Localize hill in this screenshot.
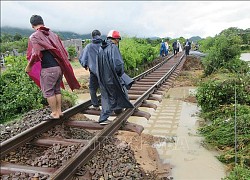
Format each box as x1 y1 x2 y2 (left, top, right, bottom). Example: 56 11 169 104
1 26 107 40
1 26 203 42
189 36 202 42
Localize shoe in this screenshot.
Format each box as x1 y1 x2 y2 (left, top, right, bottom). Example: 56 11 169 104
99 119 110 125
89 105 100 111
42 115 60 121
114 109 123 115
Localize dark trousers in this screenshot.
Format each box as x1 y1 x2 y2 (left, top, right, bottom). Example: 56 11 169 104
89 72 99 107
185 48 190 55
174 48 178 55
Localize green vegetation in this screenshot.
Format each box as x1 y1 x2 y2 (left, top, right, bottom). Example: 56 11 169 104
67 45 77 61
223 165 250 180
0 56 44 123
70 59 82 68
196 73 250 112
196 27 250 179
0 35 28 55
120 37 158 76
198 31 249 76
0 56 77 124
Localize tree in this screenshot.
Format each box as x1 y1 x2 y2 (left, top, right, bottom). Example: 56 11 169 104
202 33 247 76
13 33 22 41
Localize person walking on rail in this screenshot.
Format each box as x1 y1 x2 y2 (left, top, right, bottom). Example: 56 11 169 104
160 39 167 57
79 30 103 111
25 15 80 120
96 30 134 125
177 40 182 53
184 39 191 55
172 40 178 56
165 39 169 56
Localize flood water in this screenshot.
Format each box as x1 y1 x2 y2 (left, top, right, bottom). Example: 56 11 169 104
240 53 250 62
127 87 227 179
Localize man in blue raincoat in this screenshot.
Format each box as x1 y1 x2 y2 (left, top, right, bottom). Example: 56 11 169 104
160 39 167 57
79 30 103 110
96 30 134 125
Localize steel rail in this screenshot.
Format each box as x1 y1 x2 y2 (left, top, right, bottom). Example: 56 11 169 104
0 100 92 158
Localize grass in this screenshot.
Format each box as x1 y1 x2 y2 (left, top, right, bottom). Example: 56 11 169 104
70 58 82 68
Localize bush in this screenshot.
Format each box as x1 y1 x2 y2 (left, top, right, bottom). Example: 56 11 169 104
223 165 250 180
199 104 250 170
241 45 250 52
120 37 158 72
67 46 77 61
0 56 44 123
196 73 250 112
199 104 250 146
0 55 78 123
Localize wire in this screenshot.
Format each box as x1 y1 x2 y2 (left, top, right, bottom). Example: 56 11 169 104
234 81 237 166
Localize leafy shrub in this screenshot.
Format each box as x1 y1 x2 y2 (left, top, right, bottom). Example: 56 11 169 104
223 165 250 180
61 89 78 110
0 56 44 123
0 55 78 123
0 38 28 54
199 104 250 169
196 73 250 112
241 45 250 52
201 34 243 76
67 46 77 61
120 37 158 71
199 105 250 147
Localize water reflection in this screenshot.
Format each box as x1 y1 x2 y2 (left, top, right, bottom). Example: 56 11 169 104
240 53 250 62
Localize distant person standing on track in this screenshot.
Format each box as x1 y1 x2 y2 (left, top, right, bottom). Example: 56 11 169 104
185 39 191 55
79 30 103 110
160 39 167 57
96 30 134 125
165 40 169 56
25 15 80 120
177 40 182 53
172 40 178 56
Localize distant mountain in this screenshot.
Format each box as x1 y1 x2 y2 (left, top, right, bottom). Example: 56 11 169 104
144 36 160 40
147 36 172 40
189 36 202 42
1 26 107 40
1 26 203 42
1 27 34 37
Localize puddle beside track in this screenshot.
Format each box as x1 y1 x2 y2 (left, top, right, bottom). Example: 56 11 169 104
128 87 227 180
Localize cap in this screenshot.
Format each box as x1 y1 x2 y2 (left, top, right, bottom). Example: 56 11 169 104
107 30 121 40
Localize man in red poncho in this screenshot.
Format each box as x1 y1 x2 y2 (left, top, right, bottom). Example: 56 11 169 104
25 15 80 120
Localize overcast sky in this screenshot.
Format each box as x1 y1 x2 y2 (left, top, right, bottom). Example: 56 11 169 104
1 1 250 39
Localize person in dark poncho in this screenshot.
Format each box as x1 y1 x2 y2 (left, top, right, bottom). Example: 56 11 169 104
96 30 134 125
79 30 103 110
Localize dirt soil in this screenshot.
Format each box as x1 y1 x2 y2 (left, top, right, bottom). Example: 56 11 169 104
116 131 172 179
62 64 90 93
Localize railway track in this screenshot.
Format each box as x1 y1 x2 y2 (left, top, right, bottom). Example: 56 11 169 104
1 52 186 179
